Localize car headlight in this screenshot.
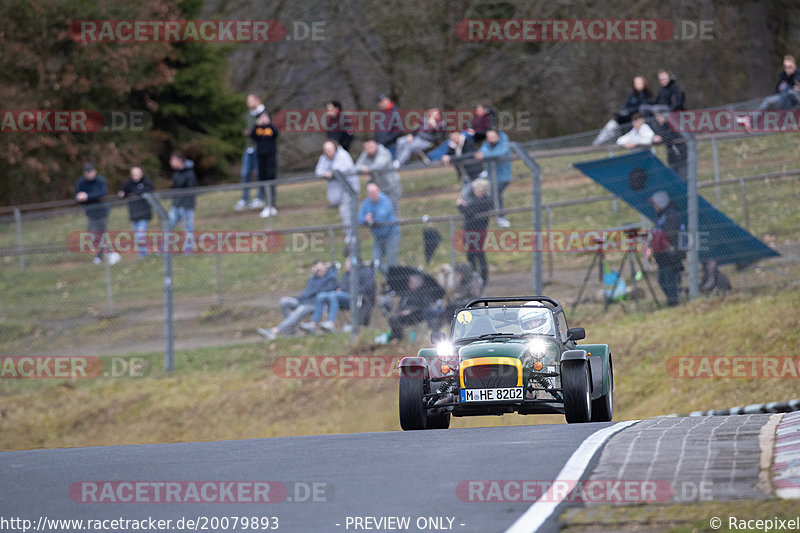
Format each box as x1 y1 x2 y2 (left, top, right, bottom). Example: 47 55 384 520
436 341 454 357
528 338 548 356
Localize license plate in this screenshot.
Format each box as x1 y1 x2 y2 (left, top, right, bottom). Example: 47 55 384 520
460 387 524 402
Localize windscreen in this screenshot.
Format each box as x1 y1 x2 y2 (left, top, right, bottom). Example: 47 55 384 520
451 306 555 341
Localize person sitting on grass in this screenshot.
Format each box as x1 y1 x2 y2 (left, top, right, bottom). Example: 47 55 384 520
257 260 338 339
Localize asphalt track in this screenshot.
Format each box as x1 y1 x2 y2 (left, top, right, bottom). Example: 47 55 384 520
0 423 618 533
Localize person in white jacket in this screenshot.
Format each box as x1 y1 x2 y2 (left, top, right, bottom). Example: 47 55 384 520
315 140 360 243
616 113 654 149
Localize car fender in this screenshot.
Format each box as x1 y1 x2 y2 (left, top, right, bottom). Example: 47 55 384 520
399 356 427 379
577 344 612 398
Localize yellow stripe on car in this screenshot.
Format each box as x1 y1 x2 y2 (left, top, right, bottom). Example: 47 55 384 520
459 357 523 388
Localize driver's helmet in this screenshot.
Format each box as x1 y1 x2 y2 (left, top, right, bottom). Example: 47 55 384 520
518 304 550 334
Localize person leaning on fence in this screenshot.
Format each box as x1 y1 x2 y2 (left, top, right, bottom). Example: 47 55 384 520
315 140 360 244
652 111 688 181
358 183 401 275
649 190 685 307
257 260 338 340
442 130 484 200
75 162 116 265
324 100 354 151
593 75 653 145
457 178 493 287
249 109 279 218
356 139 401 214
616 113 654 150
236 93 266 212
475 128 512 227
168 151 197 253
118 166 154 259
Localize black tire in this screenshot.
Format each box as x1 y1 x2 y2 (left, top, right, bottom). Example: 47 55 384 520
426 411 451 429
562 361 592 423
590 364 613 422
399 368 427 430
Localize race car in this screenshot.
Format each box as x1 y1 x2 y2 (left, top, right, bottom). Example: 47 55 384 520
398 296 613 430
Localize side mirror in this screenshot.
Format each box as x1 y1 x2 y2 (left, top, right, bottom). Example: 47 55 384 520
430 331 446 344
567 327 585 341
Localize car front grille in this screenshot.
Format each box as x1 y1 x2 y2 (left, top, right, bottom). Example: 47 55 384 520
462 364 519 389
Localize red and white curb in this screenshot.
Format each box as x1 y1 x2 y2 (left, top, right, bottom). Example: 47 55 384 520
772 411 800 498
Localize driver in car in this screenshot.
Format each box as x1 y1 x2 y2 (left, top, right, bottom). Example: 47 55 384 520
518 308 552 335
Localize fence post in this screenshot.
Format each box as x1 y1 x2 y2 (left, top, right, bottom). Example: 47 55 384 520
328 227 336 264
608 150 618 214
510 143 543 295
712 137 722 205
685 133 699 301
545 205 553 280
333 170 360 344
449 217 457 273
104 259 114 314
265 186 274 231
14 208 25 270
144 192 174 372
739 178 750 231
215 252 224 305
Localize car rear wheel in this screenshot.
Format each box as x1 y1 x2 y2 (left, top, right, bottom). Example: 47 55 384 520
562 361 592 423
399 367 427 430
426 412 451 429
590 364 613 422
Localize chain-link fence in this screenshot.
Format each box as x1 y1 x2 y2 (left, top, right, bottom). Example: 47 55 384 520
1 124 797 370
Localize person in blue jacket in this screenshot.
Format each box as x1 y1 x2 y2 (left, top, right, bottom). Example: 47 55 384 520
358 183 401 275
476 128 512 227
257 260 338 339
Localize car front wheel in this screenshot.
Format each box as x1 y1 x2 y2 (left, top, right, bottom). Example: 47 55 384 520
562 361 592 423
399 367 427 430
590 364 613 422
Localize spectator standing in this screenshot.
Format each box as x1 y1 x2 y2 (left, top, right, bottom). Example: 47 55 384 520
374 93 405 158
616 113 654 149
649 191 685 307
249 110 279 218
356 140 401 214
76 162 115 264
118 166 154 259
593 75 653 145
236 93 266 211
639 69 685 116
442 131 484 200
168 151 197 253
315 140 360 244
476 128 512 227
457 178 493 286
257 260 338 339
652 111 688 180
324 100 354 151
393 107 445 167
358 183 401 275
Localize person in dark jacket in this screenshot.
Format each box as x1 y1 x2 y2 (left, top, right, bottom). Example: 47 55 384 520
257 260 339 339
652 111 688 181
393 107 445 167
118 166 154 258
250 110 279 218
168 152 197 253
593 75 653 145
458 178 493 286
76 162 113 264
649 190 685 307
324 100 354 151
301 256 375 333
640 69 685 116
387 273 439 341
443 131 484 200
374 94 405 158
468 102 495 146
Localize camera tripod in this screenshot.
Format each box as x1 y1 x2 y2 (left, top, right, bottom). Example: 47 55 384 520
573 229 661 312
